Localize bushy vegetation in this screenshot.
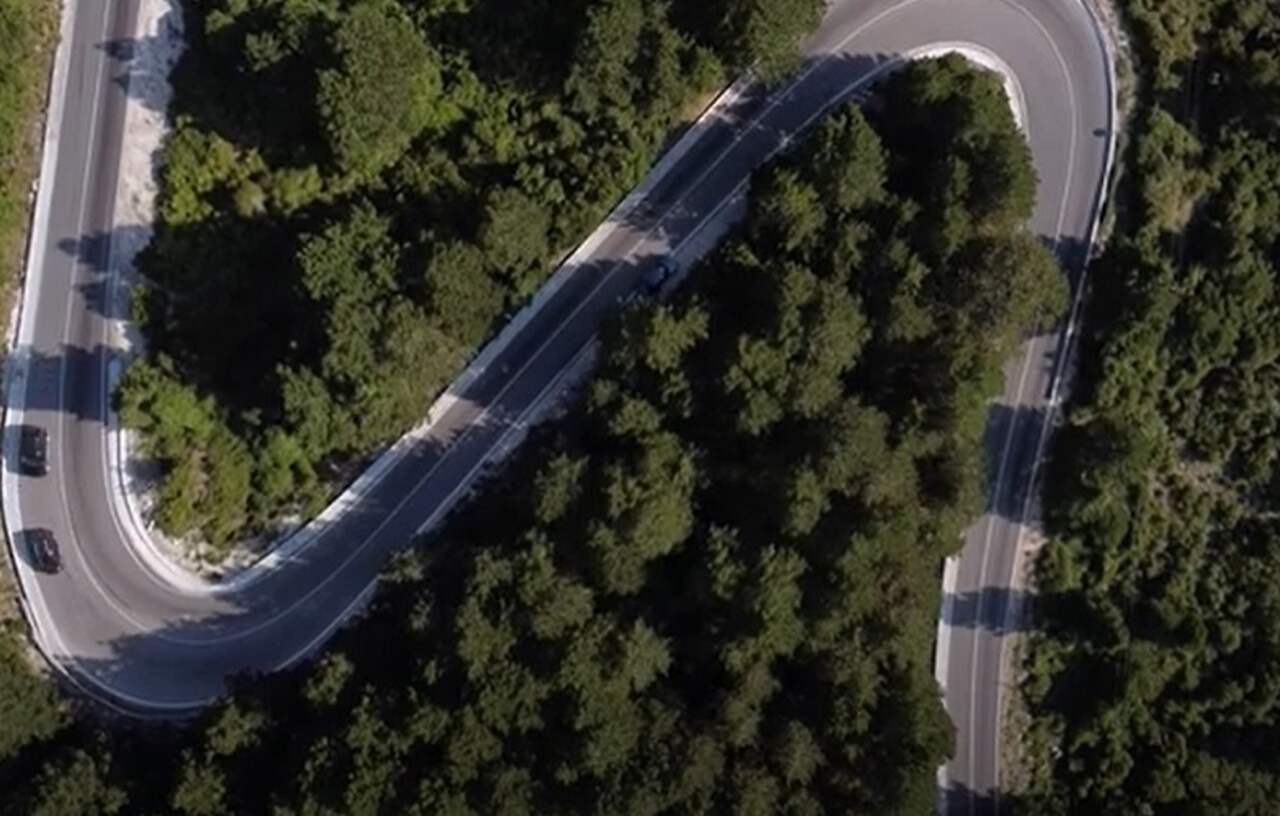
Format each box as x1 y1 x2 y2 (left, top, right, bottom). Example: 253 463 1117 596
1018 1 1280 812
0 57 1062 814
121 0 829 556
0 0 56 279
0 628 133 816
0 630 65 763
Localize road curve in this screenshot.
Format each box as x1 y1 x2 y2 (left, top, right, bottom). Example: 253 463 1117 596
2 0 1112 809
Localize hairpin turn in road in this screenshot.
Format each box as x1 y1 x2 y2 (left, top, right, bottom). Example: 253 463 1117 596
2 0 1112 809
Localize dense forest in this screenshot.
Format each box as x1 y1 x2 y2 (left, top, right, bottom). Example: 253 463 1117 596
0 56 1064 814
119 0 826 555
1018 0 1280 813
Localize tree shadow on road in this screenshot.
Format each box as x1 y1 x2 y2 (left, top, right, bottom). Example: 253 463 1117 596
941 586 1032 636
617 50 897 251
940 780 1007 816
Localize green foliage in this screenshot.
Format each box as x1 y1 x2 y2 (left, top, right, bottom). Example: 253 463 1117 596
808 104 887 213
116 358 253 555
13 747 127 816
1019 1 1280 812
1123 0 1214 89
424 241 504 349
707 0 826 79
0 631 65 761
125 0 774 550
317 0 441 179
171 754 228 816
62 58 1056 816
479 187 551 297
0 0 57 284
297 203 401 389
877 54 1036 255
304 651 356 707
1134 107 1210 235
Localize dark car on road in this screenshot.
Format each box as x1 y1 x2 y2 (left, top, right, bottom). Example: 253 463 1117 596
27 528 61 574
642 255 679 295
18 425 49 476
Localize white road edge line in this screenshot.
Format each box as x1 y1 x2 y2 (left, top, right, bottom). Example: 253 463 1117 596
983 2 1120 814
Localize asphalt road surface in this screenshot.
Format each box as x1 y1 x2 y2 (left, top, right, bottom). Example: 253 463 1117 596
4 0 1111 811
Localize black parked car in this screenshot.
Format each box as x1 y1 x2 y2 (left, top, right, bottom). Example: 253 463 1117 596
27 528 61 574
18 425 48 476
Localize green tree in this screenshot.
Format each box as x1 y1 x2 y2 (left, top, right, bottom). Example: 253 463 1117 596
479 187 551 297
424 241 505 349
14 747 127 816
809 105 887 213
0 632 65 760
721 0 825 79
171 754 227 816
1135 106 1210 236
317 0 441 178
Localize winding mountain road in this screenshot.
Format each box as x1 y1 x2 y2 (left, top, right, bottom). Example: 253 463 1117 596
2 0 1112 811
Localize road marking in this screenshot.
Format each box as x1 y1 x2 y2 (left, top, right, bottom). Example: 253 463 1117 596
48 1 190 642
971 2 1086 812
978 2 1118 811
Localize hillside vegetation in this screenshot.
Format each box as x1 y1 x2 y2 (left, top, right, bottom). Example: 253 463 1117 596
0 0 56 280
119 0 825 555
0 57 1064 815
1019 0 1280 812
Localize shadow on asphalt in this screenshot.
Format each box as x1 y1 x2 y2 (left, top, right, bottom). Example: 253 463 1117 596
941 586 1031 635
941 781 1003 816
981 402 1052 522
978 234 1094 526
616 50 896 248
98 7 181 117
